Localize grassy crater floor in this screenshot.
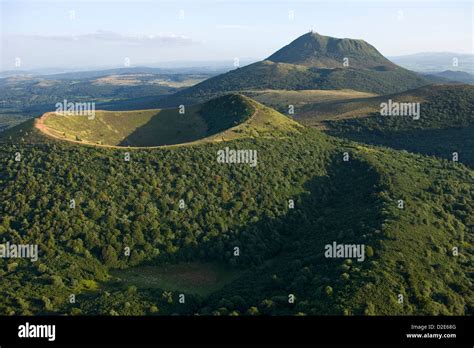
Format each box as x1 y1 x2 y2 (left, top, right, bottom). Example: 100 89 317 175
107 262 242 296
40 106 208 147
34 94 302 148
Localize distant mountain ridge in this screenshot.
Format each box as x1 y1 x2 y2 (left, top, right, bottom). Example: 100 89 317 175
158 32 430 106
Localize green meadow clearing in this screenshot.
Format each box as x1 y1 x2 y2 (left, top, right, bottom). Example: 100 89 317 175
108 262 243 296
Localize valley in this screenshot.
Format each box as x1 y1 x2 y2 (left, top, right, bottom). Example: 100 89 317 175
0 68 217 131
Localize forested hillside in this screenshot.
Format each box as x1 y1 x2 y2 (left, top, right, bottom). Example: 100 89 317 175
0 123 472 315
325 85 474 167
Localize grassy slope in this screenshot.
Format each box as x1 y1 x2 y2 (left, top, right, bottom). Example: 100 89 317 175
323 85 474 167
199 99 303 143
3 94 302 148
243 89 376 115
301 84 470 124
44 109 161 145
118 107 207 147
0 118 53 144
158 61 429 107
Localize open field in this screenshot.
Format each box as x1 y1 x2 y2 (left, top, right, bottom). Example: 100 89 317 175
108 262 242 296
244 89 376 110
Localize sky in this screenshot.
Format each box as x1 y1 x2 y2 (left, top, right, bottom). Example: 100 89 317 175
0 0 472 71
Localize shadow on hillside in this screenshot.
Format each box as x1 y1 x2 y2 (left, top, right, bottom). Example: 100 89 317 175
142 156 387 315
118 108 208 147
327 126 474 168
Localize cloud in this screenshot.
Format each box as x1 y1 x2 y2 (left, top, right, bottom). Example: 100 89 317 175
215 24 250 30
1 30 203 70
10 30 198 46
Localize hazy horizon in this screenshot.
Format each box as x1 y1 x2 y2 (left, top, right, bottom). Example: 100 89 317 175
1 0 472 72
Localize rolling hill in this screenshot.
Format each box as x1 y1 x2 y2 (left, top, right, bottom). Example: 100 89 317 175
158 32 430 107
1 94 302 147
291 84 471 124
321 84 474 167
241 89 377 118
424 70 474 84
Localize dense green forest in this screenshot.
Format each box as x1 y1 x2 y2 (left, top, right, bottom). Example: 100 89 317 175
0 122 472 315
325 85 474 167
